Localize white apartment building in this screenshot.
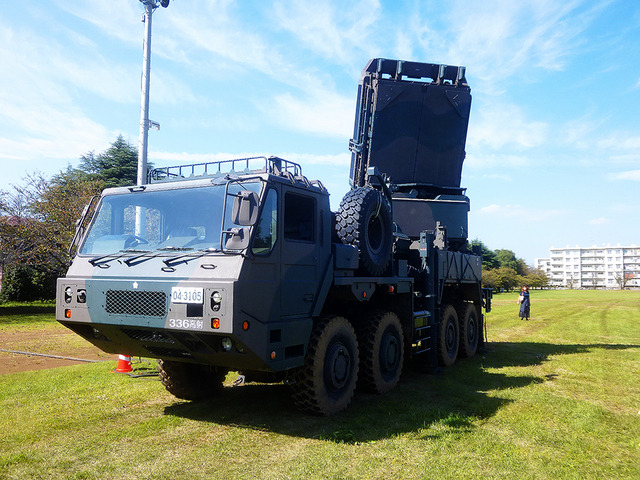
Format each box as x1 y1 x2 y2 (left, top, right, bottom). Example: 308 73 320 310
535 245 640 289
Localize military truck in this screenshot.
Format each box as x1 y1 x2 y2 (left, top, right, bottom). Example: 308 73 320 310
57 58 491 415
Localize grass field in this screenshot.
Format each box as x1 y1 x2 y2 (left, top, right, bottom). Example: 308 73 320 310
1 290 639 479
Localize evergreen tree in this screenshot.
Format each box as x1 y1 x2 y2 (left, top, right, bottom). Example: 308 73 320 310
78 135 146 188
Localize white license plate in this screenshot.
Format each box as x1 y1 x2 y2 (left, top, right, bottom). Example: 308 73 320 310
171 287 204 304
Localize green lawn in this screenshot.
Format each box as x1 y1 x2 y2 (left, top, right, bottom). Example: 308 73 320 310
1 290 639 479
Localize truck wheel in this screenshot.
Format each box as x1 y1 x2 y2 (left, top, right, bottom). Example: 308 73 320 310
158 360 227 400
336 187 392 276
291 316 359 415
458 303 480 358
438 305 459 367
358 311 404 394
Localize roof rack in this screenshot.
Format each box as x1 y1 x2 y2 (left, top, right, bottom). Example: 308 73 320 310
148 156 302 183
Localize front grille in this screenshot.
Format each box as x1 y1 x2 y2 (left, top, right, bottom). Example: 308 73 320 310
105 290 167 317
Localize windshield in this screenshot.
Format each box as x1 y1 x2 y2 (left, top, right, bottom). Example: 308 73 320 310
79 181 261 255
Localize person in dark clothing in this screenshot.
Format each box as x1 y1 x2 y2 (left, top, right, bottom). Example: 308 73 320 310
518 285 531 320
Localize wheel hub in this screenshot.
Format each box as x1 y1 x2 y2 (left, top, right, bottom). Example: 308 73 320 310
468 317 477 342
367 214 383 254
324 342 351 391
379 333 399 374
445 322 456 352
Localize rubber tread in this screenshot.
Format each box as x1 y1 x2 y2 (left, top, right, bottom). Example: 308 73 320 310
457 303 479 358
336 187 393 276
158 359 226 400
437 305 459 367
291 316 359 416
356 311 404 394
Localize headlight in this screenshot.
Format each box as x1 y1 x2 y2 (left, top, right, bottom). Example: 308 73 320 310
211 291 222 311
77 289 87 303
64 287 73 303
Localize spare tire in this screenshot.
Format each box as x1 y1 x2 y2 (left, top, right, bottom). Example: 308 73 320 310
336 187 393 276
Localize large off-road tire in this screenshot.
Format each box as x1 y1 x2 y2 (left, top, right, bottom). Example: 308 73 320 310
158 360 227 400
291 316 359 416
357 311 404 394
458 303 480 358
336 187 393 276
438 305 459 367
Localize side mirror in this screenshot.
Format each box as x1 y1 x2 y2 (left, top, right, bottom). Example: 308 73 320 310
224 227 250 250
232 191 259 226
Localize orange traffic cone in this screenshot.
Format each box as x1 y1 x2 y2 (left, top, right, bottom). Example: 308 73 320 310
115 354 132 373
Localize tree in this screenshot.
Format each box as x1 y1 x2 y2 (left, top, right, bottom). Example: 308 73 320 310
614 271 634 290
494 248 529 276
0 171 101 301
78 135 143 188
482 266 522 292
481 268 499 290
0 135 144 300
524 268 549 289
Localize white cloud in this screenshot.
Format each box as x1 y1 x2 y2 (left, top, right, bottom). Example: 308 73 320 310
607 170 640 181
468 102 548 151
559 117 640 166
597 134 640 152
166 4 291 80
393 31 414 62
588 217 609 225
151 70 198 106
561 115 606 150
271 0 381 68
0 22 114 166
54 0 141 46
272 90 354 138
437 0 606 90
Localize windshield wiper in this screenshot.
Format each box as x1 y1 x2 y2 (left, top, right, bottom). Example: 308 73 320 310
88 253 120 266
124 251 160 267
162 247 221 267
89 249 152 267
89 251 133 266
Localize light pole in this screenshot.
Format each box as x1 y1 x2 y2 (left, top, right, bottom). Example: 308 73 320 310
137 0 170 186
136 0 169 237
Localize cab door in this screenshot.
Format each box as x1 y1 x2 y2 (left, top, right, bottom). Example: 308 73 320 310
280 189 322 317
239 187 281 322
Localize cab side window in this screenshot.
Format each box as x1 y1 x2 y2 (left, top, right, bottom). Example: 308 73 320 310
251 189 278 255
284 192 315 242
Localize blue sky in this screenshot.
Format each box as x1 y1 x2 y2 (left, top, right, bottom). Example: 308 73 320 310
1 0 639 264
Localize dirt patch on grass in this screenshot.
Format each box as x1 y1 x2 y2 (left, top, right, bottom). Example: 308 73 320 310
0 326 112 375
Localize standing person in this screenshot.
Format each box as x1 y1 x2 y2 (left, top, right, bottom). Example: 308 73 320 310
518 285 531 320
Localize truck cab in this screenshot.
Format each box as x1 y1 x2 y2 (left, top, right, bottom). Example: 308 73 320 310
57 157 331 375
